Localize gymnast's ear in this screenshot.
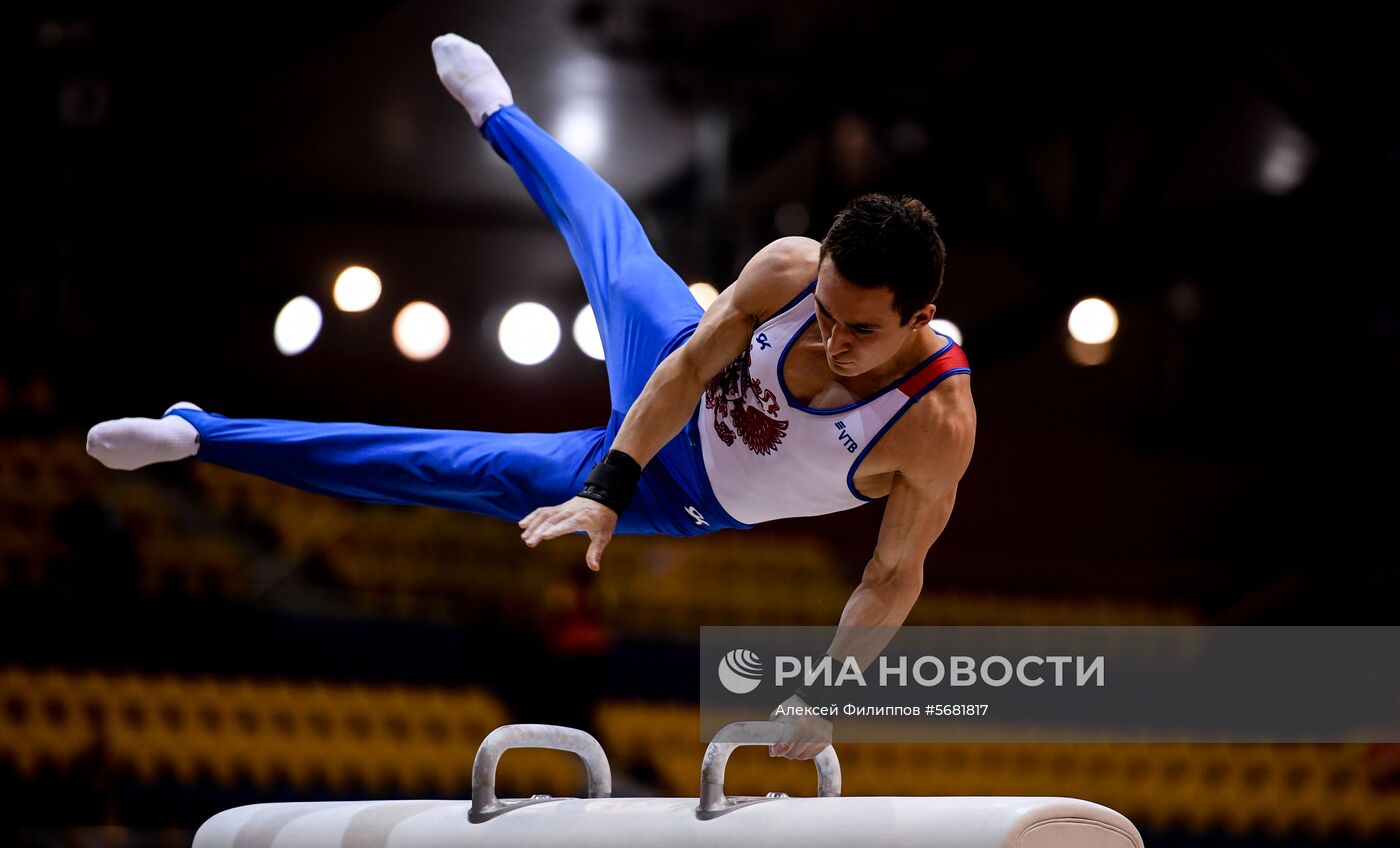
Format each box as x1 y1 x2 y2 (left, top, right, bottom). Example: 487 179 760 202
907 302 935 330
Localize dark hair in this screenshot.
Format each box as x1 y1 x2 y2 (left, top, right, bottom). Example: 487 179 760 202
818 193 946 324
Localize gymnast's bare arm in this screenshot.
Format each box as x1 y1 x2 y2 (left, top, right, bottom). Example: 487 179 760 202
835 382 975 639
517 237 819 569
770 381 975 760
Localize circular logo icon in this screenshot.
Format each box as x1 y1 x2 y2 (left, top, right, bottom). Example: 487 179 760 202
717 649 764 694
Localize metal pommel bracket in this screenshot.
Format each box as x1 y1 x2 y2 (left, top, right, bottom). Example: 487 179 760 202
696 721 841 820
469 724 612 823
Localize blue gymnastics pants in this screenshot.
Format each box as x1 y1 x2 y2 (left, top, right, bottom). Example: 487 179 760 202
165 105 747 537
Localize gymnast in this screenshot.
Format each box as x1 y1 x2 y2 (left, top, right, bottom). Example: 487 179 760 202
87 35 977 759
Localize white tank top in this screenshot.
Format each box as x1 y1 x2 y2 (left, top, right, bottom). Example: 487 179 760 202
696 280 972 525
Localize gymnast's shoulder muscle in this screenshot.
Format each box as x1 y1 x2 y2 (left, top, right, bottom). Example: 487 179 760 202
675 237 817 382
726 236 821 325
889 371 976 491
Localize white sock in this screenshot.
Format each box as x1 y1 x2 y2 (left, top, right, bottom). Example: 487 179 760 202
87 402 203 471
431 33 514 128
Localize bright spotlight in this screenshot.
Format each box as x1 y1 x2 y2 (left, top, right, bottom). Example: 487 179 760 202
1068 297 1119 345
556 105 607 165
1067 337 1113 367
931 318 962 347
689 282 719 310
333 266 382 312
1260 123 1315 196
573 305 605 360
274 296 323 356
499 302 561 365
393 301 450 362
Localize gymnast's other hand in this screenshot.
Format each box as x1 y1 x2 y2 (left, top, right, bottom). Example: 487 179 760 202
768 695 834 760
518 497 617 571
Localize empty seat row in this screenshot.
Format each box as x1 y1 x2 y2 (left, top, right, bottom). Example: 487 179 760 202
0 665 570 795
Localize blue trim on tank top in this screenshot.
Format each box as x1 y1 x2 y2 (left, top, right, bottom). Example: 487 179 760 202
844 366 972 502
756 278 819 333
776 311 958 416
672 282 813 532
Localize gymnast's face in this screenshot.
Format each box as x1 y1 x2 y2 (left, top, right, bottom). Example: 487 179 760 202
814 255 934 378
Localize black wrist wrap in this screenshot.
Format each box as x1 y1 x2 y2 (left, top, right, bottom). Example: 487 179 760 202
792 653 845 710
577 449 641 515
794 680 844 710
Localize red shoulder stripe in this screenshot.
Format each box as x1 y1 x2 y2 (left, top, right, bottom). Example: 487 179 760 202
899 344 970 398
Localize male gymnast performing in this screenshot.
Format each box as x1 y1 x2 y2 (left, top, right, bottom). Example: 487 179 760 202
87 35 976 759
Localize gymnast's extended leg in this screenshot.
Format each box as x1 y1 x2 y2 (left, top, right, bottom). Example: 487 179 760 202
87 402 606 522
432 34 704 415
86 35 707 531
